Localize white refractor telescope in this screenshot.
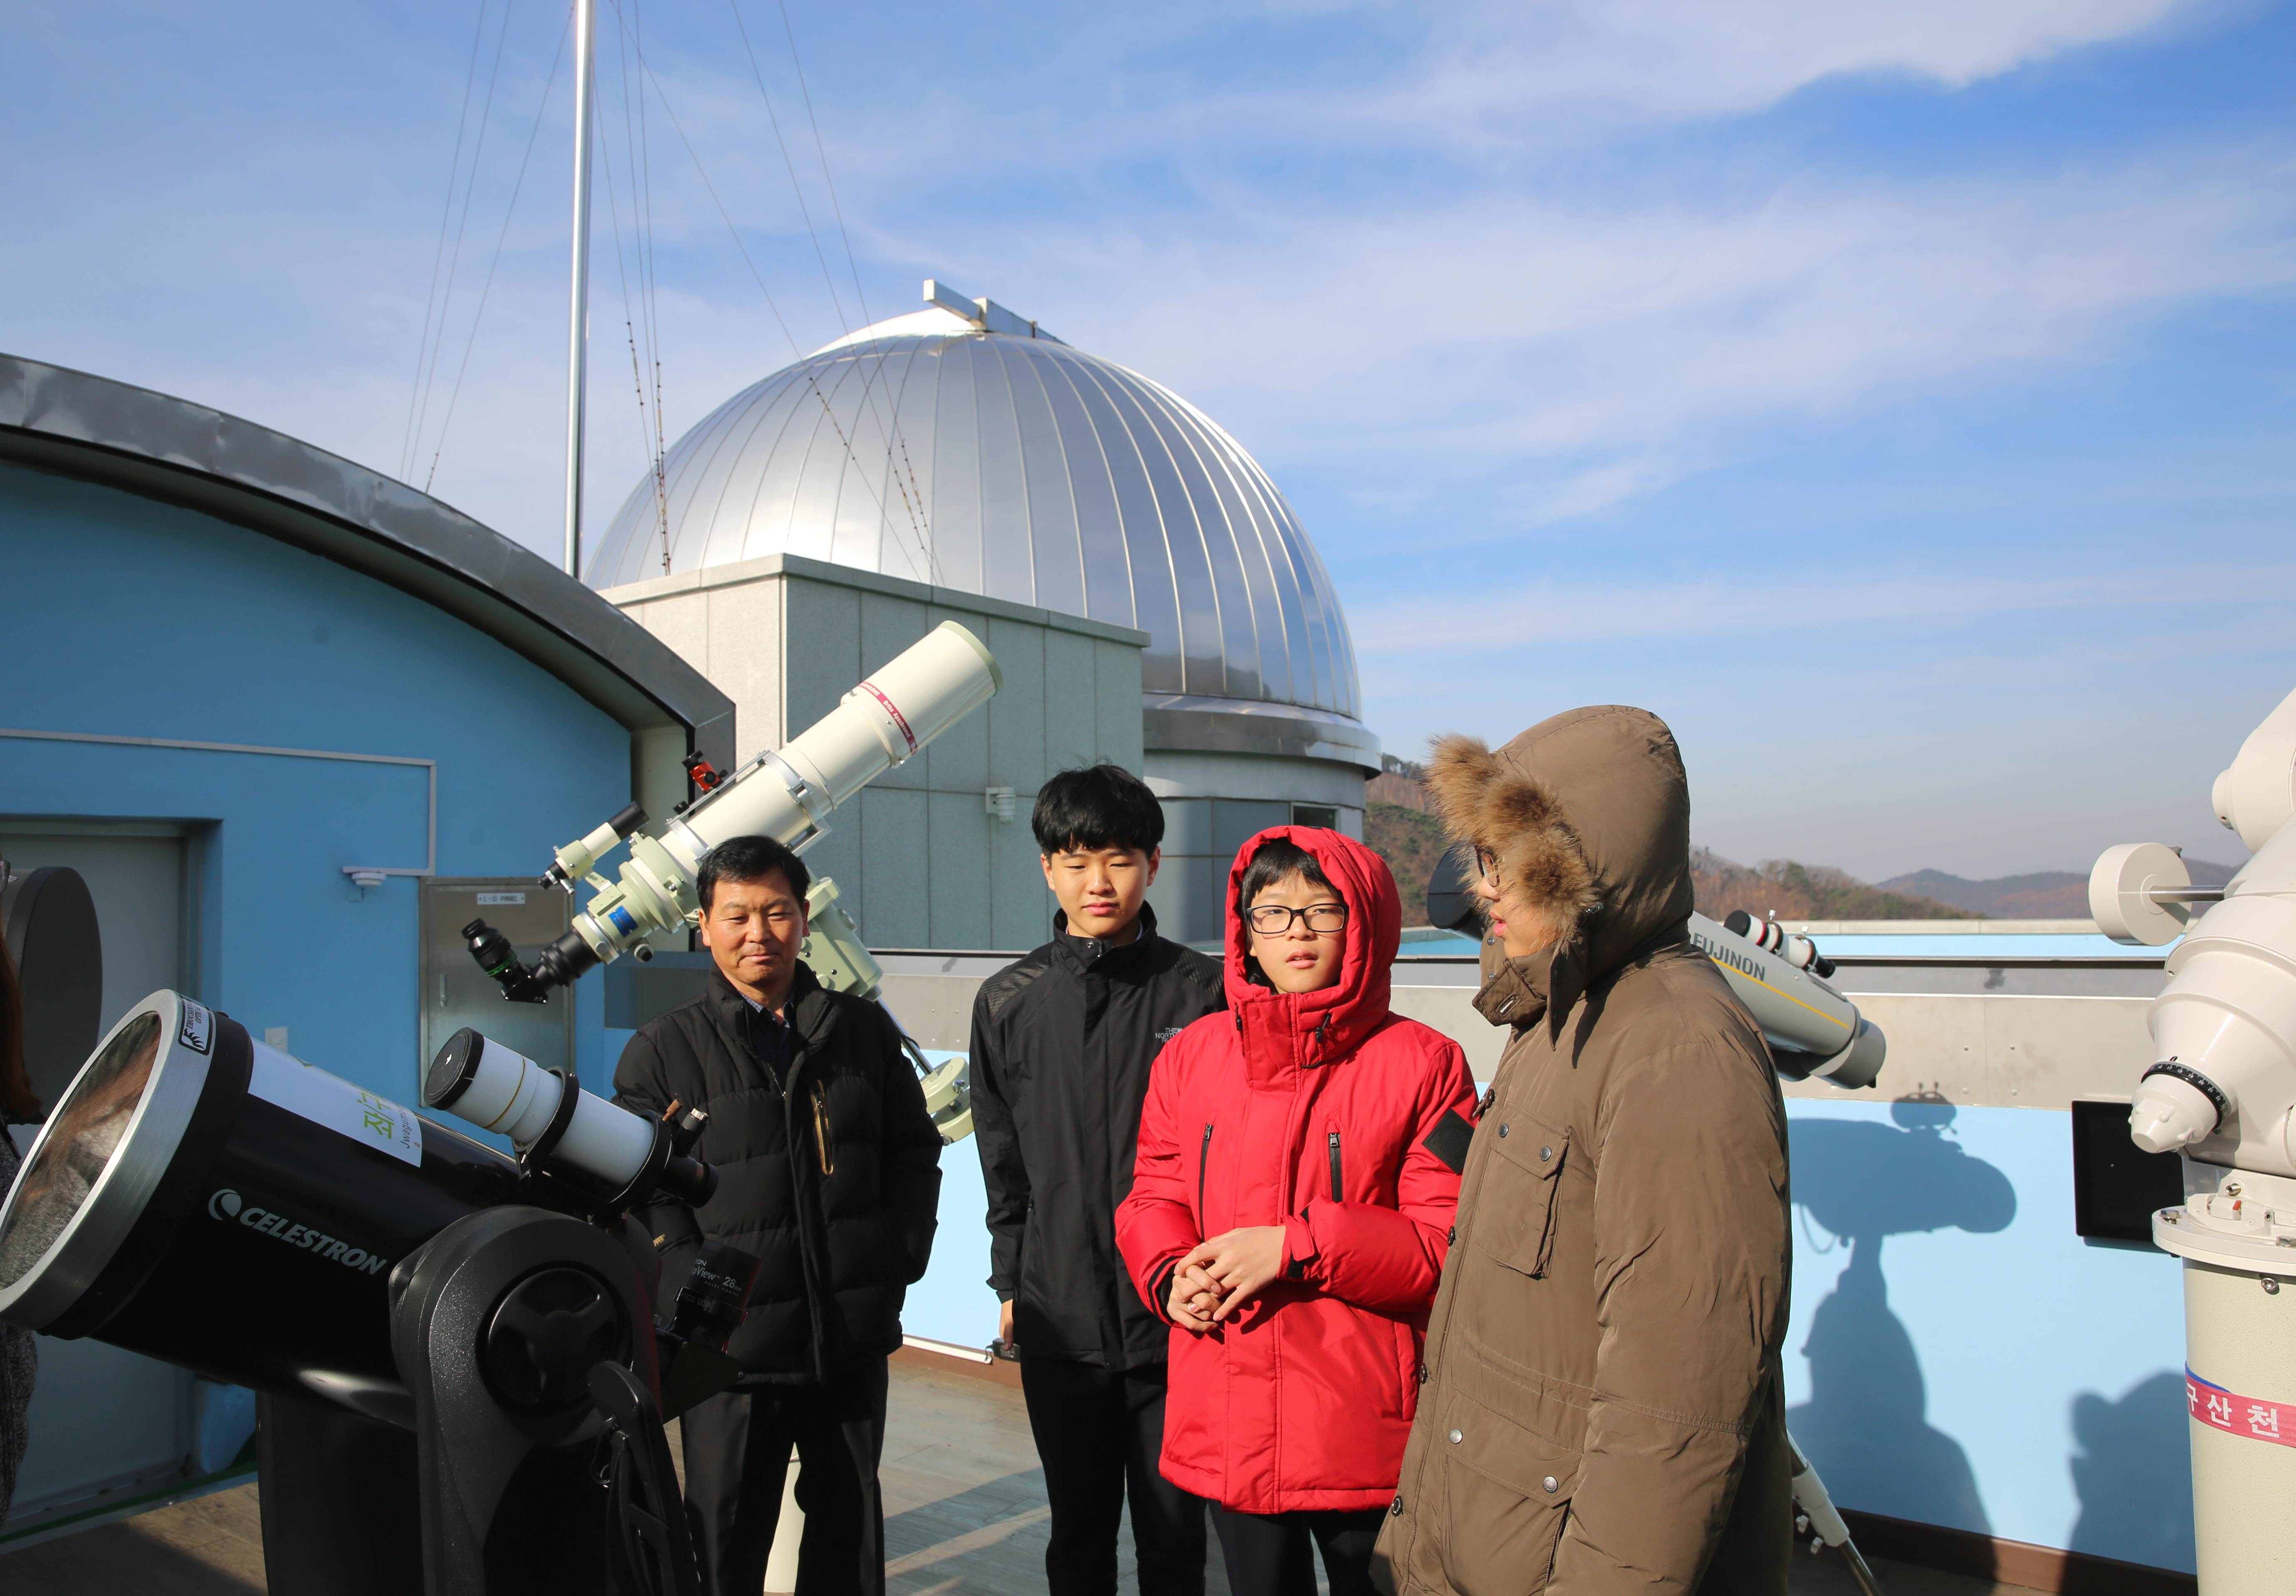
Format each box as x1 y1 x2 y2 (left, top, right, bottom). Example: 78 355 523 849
475 621 1001 999
2092 682 2296 1596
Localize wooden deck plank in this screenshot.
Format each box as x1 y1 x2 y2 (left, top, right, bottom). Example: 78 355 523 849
0 1358 2056 1596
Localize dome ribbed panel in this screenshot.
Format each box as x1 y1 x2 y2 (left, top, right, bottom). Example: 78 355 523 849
588 327 1361 720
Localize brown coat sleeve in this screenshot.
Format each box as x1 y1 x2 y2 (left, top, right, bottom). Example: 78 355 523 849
1550 1033 1790 1594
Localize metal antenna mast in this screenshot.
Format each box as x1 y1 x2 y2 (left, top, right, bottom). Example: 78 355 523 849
562 0 596 578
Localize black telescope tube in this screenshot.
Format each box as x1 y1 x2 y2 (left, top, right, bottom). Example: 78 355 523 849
5 1003 527 1405
533 927 602 990
605 802 648 839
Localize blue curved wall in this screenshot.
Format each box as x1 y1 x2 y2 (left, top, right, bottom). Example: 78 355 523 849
0 461 630 1098
1783 1099 2193 1574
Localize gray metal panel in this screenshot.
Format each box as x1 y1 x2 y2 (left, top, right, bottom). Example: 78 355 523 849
584 319 1363 741
1041 628 1097 775
0 353 733 771
1142 695 1380 771
926 789 993 949
859 786 929 944
420 879 574 1077
1214 799 1291 856
999 343 1086 618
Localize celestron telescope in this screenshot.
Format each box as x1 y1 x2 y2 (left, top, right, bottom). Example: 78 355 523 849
2092 682 2296 1596
0 992 763 1594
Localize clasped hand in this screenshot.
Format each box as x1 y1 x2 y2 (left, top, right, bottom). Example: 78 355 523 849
1165 1225 1288 1331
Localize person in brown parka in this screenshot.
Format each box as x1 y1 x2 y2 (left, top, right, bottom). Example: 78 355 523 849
1372 706 1792 1596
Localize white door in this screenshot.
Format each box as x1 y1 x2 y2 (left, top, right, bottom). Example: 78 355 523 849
1 827 197 1534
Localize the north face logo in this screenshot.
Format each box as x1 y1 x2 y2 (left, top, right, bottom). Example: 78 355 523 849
1155 1026 1185 1046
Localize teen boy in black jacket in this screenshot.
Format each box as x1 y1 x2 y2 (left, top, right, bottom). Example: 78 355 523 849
615 834 941 1596
969 765 1225 1596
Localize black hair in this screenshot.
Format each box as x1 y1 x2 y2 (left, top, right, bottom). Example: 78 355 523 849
697 834 811 912
1235 837 1340 990
1236 836 1336 917
1032 763 1165 855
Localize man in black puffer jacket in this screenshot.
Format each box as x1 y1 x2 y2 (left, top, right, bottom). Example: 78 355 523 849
615 834 941 1596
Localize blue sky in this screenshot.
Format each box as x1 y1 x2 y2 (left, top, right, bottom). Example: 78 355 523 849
7 0 2292 881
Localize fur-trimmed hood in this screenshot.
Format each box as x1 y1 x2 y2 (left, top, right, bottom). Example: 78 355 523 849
1425 705 1695 1027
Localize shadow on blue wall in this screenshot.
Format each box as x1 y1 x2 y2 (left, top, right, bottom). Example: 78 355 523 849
1787 1097 2016 1552
2069 1372 2194 1571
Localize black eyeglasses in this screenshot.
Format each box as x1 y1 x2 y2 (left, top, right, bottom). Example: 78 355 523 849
1472 844 1501 889
1246 903 1348 935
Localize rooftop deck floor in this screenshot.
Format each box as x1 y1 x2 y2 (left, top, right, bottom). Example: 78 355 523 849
2 1355 2043 1596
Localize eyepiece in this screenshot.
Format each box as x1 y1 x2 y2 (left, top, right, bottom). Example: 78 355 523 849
462 919 552 1004
656 1155 717 1207
532 928 601 989
666 1240 761 1353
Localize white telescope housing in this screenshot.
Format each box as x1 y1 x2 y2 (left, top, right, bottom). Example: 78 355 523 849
2212 683 2296 854
551 621 1000 978
2098 824 2296 1172
2092 682 2296 1596
2093 683 2296 1172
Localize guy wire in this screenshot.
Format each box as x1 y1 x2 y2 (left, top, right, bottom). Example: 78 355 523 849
422 5 572 494
629 44 935 586
402 0 495 482
409 0 518 489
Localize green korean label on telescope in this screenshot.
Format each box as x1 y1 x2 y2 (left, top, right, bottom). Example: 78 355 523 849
248 1046 424 1167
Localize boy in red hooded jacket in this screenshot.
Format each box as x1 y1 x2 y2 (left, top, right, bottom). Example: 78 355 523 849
1115 828 1478 1596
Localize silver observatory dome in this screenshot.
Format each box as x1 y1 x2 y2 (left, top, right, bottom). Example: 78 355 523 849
586 287 1363 723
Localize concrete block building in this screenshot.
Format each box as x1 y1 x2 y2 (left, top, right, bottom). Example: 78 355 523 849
601 552 1147 951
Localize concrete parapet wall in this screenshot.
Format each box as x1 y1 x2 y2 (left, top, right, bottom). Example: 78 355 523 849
882 956 2193 1575
882 963 2163 1112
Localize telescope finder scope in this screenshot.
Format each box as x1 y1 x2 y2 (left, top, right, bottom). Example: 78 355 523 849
424 1028 715 1209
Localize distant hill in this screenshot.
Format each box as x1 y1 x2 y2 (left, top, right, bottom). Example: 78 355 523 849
1365 801 1451 927
1363 764 1964 928
1692 849 1963 923
1366 761 2251 926
1367 759 1449 926
1883 858 2243 919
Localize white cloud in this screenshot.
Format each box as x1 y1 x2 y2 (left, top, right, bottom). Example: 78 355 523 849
1346 559 2296 656
889 143 2296 539
1322 0 2202 148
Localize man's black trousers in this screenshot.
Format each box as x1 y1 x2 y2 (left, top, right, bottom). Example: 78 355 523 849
1019 1357 1205 1596
679 1357 888 1596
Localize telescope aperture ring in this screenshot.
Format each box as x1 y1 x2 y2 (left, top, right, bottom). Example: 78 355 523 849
596 1119 677 1214
519 1068 583 1166
47 1010 256 1340
2141 1060 2231 1132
